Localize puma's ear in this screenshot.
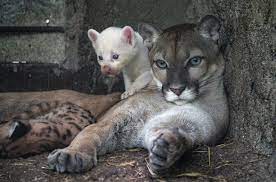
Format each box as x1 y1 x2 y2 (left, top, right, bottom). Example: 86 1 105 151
138 23 161 50
9 120 30 140
88 29 100 47
121 26 135 46
198 15 221 42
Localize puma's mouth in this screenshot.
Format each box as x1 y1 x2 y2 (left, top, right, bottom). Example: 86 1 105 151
162 87 197 105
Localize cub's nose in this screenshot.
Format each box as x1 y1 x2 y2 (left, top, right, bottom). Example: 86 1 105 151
101 65 112 74
169 86 186 96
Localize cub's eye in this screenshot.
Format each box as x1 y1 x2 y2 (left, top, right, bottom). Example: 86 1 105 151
98 56 103 60
155 59 168 69
112 54 119 60
188 56 203 66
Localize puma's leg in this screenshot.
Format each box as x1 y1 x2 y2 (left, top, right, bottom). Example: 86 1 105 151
146 128 192 175
48 108 144 173
48 122 111 173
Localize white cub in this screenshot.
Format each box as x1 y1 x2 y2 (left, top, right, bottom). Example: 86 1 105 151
88 26 152 99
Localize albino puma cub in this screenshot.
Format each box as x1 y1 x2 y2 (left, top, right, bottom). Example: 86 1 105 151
88 26 152 99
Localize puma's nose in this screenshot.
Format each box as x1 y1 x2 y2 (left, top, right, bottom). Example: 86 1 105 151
169 86 186 96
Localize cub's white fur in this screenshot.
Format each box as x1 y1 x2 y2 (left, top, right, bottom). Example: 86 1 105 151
88 26 152 99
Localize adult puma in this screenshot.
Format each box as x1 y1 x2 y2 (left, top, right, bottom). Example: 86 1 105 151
47 15 229 175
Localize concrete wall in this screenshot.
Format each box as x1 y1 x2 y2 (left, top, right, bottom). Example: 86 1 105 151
0 33 65 63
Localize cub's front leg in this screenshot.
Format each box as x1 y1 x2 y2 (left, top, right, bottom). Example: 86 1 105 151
121 71 152 99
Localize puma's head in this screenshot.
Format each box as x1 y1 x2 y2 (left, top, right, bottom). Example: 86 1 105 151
88 26 141 77
139 15 225 105
0 119 31 157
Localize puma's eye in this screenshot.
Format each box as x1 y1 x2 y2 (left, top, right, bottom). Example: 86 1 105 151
98 56 103 60
188 56 203 66
112 54 119 60
155 59 168 69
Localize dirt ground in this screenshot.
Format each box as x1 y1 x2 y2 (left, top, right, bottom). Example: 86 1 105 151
0 139 273 182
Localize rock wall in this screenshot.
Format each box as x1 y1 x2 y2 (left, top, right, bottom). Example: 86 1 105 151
215 0 275 155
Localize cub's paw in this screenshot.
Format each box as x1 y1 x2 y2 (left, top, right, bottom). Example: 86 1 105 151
121 89 136 100
48 148 96 173
148 128 186 175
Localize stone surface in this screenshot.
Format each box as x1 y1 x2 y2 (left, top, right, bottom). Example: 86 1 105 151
213 0 275 155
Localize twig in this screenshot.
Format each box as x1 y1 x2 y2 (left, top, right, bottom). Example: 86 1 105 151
215 163 239 169
128 148 143 152
193 150 208 153
106 160 136 167
176 172 227 181
217 142 234 148
208 147 211 167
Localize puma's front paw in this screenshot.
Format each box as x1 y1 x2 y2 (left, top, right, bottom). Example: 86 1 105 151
121 89 136 100
48 148 96 173
147 128 187 175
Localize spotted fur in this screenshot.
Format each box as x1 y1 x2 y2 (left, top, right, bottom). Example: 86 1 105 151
0 101 95 158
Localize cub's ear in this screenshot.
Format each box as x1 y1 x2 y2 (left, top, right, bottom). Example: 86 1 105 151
198 15 221 42
138 23 161 50
9 120 30 140
88 29 100 47
121 26 136 46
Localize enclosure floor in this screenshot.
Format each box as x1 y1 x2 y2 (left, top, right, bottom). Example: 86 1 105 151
0 140 272 182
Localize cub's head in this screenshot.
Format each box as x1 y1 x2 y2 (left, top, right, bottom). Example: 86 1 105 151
88 26 140 77
139 15 225 105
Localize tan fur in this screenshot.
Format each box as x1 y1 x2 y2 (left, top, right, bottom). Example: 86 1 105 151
0 90 121 119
